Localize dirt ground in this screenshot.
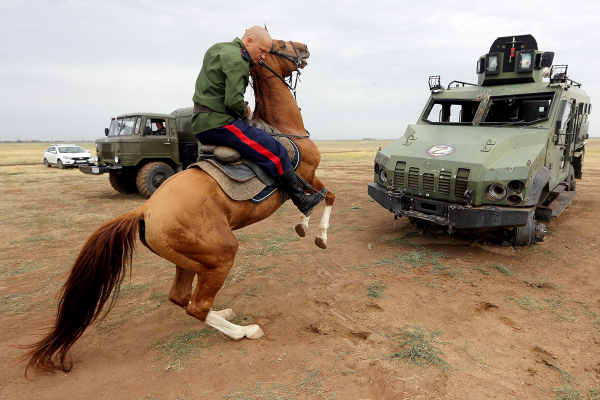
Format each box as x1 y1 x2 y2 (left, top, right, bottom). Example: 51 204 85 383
1 140 599 400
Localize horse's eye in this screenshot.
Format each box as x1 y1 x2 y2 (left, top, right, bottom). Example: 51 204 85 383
282 42 286 49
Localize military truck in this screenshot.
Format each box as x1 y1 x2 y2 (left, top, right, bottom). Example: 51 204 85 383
368 35 592 245
80 107 197 197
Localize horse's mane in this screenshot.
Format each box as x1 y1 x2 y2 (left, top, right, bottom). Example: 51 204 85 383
250 69 295 129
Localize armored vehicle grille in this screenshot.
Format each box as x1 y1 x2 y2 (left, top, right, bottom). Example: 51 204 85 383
101 143 112 154
393 161 406 190
455 168 470 197
423 173 434 192
408 167 419 190
438 171 451 195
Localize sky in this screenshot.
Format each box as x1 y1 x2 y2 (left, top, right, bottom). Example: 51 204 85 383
1 0 598 141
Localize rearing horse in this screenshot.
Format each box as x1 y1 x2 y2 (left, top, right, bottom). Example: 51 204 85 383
24 39 335 372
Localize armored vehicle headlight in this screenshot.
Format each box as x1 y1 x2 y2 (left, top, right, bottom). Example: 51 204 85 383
95 156 99 162
508 180 525 194
114 155 120 164
379 169 388 184
486 183 507 201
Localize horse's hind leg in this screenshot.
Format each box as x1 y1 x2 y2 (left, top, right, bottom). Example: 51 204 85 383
168 266 195 308
186 268 263 340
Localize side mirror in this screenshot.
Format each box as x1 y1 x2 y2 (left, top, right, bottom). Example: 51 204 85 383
105 128 109 136
86 150 91 153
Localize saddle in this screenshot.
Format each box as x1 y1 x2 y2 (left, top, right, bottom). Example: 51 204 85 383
188 119 300 203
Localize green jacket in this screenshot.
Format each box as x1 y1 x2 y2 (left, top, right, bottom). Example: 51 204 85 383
191 38 251 134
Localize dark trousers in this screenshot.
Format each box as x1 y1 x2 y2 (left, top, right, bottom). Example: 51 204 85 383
196 119 291 176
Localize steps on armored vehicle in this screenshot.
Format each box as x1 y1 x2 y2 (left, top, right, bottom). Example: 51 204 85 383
549 191 576 218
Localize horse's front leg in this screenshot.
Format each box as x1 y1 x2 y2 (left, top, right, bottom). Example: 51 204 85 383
296 177 335 249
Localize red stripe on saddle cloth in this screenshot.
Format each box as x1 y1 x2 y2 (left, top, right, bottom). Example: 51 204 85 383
224 124 285 175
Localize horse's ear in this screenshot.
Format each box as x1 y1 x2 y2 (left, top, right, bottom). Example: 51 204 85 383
264 24 268 32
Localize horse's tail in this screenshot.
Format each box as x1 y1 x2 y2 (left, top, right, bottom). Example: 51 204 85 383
22 211 142 373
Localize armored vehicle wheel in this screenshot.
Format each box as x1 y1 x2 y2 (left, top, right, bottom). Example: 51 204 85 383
109 172 139 194
57 160 65 169
567 165 576 191
513 214 546 246
44 158 50 167
136 162 175 198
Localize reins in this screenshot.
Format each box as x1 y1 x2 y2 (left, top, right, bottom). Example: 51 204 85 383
257 40 310 139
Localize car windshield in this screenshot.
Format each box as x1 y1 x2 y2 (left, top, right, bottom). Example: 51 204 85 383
108 117 136 136
58 146 86 153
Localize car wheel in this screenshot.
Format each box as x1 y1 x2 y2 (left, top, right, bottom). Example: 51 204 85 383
44 158 50 167
109 172 139 194
57 159 65 169
136 162 175 198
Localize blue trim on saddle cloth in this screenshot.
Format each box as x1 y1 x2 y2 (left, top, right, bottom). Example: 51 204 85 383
250 140 301 203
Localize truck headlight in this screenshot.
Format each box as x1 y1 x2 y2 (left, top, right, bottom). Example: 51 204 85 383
379 169 388 184
114 155 120 164
95 156 99 162
486 183 507 201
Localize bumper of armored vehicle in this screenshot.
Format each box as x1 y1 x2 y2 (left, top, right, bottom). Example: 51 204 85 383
368 182 532 230
79 164 122 175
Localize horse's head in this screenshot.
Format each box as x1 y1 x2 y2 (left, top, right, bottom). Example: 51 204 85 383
266 40 310 74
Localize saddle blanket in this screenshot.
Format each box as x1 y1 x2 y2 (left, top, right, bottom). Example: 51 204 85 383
188 136 300 203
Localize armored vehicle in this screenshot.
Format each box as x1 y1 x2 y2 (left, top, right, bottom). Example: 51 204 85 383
368 35 592 245
80 107 197 198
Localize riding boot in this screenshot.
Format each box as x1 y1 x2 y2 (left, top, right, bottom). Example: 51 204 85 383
279 168 328 217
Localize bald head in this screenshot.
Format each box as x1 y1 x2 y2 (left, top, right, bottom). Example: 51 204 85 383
242 26 272 63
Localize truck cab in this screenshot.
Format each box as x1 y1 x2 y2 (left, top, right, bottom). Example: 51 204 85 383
81 107 197 197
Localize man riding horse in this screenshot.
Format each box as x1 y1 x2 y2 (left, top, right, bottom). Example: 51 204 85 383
192 26 327 216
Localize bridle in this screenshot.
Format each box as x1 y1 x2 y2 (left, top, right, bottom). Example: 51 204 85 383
258 41 302 100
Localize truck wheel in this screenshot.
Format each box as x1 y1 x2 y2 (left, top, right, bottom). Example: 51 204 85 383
57 160 65 169
136 162 175 198
44 158 50 167
109 172 139 194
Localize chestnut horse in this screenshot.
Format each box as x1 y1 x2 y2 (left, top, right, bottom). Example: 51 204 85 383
24 39 335 372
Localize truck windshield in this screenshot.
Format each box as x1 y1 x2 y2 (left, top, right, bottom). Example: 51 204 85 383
423 99 481 124
108 117 137 136
481 93 554 125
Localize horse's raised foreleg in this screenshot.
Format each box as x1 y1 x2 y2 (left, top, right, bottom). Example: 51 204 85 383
295 214 310 237
305 177 335 249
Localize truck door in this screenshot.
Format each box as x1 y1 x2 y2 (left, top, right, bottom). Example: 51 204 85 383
141 118 173 157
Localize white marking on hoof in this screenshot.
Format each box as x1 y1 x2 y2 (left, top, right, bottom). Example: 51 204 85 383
214 308 236 321
245 325 264 339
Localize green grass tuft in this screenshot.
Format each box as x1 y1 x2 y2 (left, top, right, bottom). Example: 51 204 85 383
152 328 216 372
367 281 384 298
387 323 449 369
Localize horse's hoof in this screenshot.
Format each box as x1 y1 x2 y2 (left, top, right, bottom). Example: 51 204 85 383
315 236 327 249
295 224 306 237
246 325 264 339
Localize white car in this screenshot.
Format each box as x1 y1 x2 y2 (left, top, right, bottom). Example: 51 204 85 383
44 144 95 169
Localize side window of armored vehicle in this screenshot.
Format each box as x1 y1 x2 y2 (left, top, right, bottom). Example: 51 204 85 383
134 117 142 135
424 100 479 124
144 119 152 136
